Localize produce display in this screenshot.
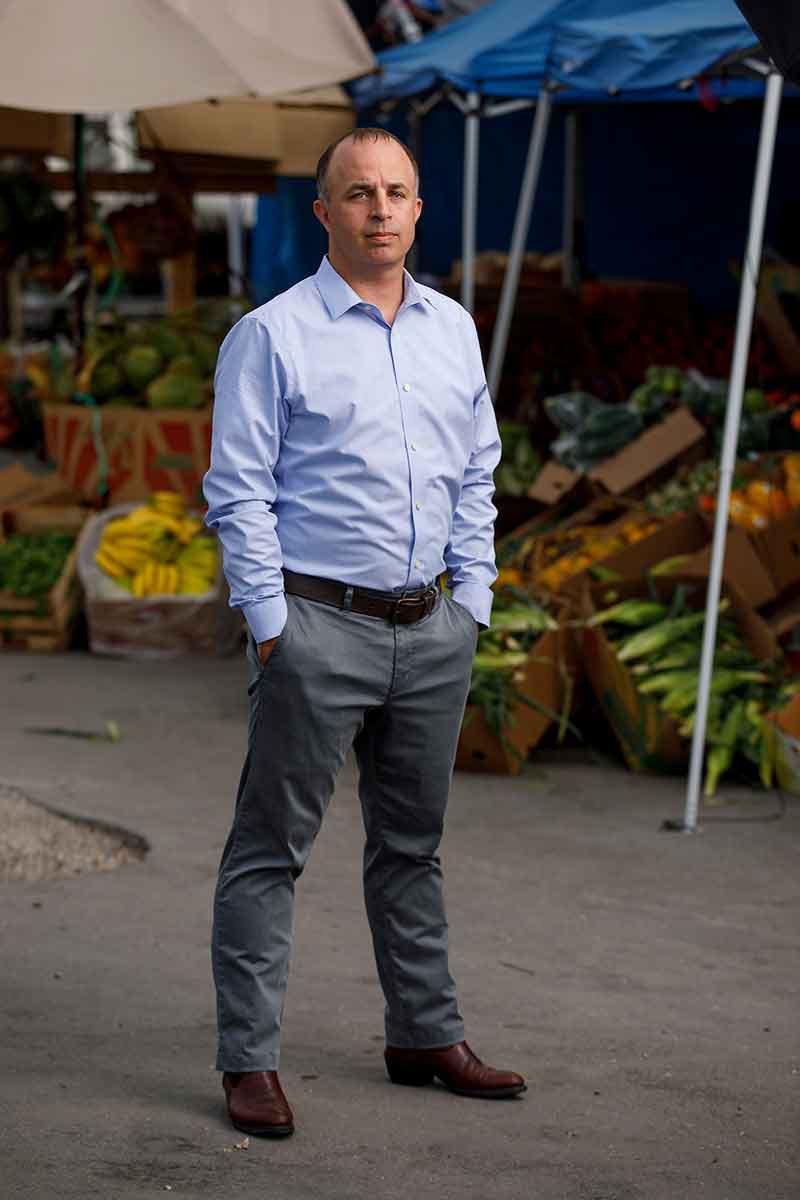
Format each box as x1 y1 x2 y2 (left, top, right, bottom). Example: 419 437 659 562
589 589 797 796
94 491 216 596
0 530 73 599
544 362 800 483
78 317 218 410
15 302 241 418
725 455 800 532
544 391 644 470
464 588 563 759
512 511 661 595
494 422 541 497
646 459 719 516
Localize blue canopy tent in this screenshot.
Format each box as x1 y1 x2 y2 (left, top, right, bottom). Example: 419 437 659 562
351 1 784 831
350 0 766 319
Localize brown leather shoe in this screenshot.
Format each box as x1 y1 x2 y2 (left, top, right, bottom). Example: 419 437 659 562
222 1070 294 1137
384 1041 526 1099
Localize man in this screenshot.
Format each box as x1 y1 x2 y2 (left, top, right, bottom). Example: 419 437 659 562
203 127 526 1139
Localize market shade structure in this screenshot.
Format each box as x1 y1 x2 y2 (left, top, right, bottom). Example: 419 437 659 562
349 0 567 104
350 0 760 105
0 0 375 113
0 0 375 334
136 87 356 178
351 0 762 314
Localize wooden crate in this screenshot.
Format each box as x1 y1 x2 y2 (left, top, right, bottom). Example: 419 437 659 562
0 506 86 651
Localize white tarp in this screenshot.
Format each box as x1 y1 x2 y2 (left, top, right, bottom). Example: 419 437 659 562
0 0 375 112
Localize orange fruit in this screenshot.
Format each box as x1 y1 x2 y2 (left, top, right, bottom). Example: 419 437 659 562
728 491 749 525
745 480 774 514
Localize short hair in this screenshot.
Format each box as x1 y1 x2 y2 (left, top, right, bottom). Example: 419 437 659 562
315 127 419 202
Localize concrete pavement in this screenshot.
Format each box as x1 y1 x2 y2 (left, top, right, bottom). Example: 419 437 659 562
0 650 798 1199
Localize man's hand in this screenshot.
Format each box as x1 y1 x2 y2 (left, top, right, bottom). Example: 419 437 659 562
257 636 280 667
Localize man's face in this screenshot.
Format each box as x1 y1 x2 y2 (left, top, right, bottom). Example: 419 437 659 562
313 136 422 275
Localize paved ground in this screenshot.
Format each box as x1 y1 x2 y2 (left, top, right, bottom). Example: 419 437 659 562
0 650 798 1200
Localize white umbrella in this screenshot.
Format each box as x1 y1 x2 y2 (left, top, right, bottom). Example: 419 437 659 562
0 0 374 341
0 0 374 112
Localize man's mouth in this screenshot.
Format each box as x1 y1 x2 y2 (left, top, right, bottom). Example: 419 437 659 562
367 232 396 240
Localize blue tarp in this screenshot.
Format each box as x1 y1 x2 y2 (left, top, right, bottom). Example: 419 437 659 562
349 0 760 106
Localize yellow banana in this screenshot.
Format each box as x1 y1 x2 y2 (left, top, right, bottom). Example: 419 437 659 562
149 491 187 515
95 548 130 582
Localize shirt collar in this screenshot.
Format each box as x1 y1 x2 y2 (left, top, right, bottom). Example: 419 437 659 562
315 255 438 321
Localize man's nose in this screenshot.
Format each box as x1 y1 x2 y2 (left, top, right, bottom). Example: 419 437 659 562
371 190 390 219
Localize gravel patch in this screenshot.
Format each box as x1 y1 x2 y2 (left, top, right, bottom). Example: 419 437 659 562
0 783 147 883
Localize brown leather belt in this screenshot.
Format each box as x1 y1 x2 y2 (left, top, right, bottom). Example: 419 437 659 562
283 569 440 625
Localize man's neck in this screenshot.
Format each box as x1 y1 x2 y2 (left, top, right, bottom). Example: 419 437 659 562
328 253 406 326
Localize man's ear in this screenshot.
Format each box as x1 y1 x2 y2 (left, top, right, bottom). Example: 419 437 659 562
414 196 423 225
313 198 330 233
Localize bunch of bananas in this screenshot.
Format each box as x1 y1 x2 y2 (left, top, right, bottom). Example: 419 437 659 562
95 491 217 596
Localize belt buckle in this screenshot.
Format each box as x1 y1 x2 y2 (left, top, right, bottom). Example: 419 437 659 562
391 594 422 624
423 585 438 617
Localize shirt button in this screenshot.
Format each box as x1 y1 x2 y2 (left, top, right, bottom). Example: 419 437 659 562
410 442 418 451
414 559 423 569
402 383 411 392
415 502 423 510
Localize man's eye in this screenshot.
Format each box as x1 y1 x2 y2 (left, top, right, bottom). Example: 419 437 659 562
391 190 406 198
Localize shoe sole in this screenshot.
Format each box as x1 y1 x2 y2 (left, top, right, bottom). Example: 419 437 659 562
444 1081 527 1100
389 1076 527 1100
231 1118 294 1138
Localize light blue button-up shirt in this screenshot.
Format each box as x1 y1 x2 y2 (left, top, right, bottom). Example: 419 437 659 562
203 256 501 644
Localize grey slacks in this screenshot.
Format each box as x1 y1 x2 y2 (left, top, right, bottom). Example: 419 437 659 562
212 587 479 1071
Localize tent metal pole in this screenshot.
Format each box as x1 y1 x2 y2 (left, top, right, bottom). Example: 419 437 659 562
487 88 553 398
562 109 583 290
461 91 480 313
683 70 783 832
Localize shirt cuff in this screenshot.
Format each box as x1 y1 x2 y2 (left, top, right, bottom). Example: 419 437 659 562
242 594 288 644
450 581 494 630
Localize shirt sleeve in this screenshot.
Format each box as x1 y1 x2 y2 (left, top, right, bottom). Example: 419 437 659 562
444 313 501 630
202 314 291 643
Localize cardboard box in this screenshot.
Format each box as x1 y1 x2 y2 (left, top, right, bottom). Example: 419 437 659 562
528 461 588 506
762 588 800 640
588 407 707 496
599 509 778 611
579 576 776 774
757 264 800 375
769 693 800 795
43 403 212 505
750 510 800 594
529 407 706 507
456 615 578 775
